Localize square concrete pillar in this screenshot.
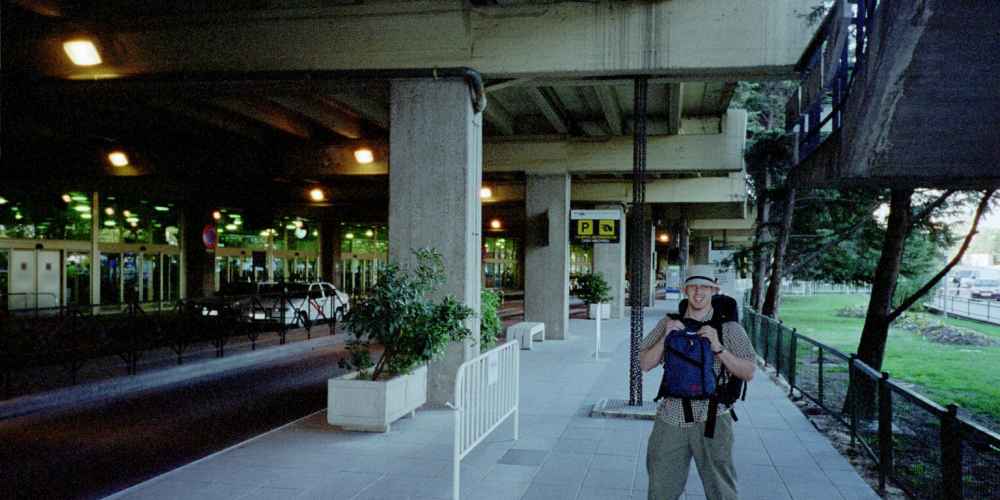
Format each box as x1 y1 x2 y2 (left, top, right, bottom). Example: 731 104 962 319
389 78 482 405
525 174 570 340
593 205 626 319
692 238 711 265
320 220 342 288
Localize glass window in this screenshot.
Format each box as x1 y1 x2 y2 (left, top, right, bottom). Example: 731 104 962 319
65 252 91 307
0 190 92 241
142 254 160 303
98 195 180 246
122 253 140 303
166 255 181 302
272 257 286 282
100 253 122 305
290 258 307 283
0 250 8 310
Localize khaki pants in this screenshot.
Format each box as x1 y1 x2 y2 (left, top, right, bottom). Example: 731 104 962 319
645 413 737 500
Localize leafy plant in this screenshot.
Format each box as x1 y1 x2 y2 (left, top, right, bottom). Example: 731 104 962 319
576 272 612 305
480 288 503 350
339 248 474 380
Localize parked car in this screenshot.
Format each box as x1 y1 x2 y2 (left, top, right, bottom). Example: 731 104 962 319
970 278 1000 300
244 281 350 327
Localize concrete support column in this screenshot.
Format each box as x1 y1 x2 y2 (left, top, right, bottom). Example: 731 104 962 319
183 205 214 298
320 220 342 288
678 217 690 283
525 174 570 339
692 238 711 265
593 204 626 319
389 77 482 405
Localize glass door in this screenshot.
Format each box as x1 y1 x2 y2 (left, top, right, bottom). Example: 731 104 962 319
65 252 91 307
0 250 8 310
100 253 122 305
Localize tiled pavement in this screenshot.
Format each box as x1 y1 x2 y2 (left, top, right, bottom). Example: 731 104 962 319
109 301 879 500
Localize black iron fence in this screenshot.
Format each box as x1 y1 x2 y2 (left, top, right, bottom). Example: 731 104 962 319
0 291 347 400
743 308 1000 499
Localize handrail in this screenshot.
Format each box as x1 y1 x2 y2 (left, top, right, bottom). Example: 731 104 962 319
792 333 850 362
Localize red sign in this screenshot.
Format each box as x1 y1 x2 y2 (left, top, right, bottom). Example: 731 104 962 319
202 225 217 250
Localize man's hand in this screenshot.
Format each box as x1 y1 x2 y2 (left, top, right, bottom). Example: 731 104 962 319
698 325 722 352
665 319 684 334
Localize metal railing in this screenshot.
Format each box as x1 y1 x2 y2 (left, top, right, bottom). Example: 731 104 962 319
743 308 1000 499
450 341 520 500
0 291 344 399
781 281 872 296
788 0 880 164
925 291 1000 326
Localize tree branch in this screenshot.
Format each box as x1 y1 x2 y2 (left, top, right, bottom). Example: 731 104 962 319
908 189 956 231
888 189 996 323
783 204 878 277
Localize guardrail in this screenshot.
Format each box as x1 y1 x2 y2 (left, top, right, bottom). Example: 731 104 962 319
0 291 344 400
743 308 1000 499
925 291 1000 326
787 0 879 164
450 341 520 500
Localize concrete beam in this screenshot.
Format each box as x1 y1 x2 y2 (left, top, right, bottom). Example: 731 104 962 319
595 86 624 135
571 174 747 203
213 98 313 139
666 83 683 135
484 99 515 136
689 218 754 231
22 1 813 80
270 96 363 139
527 87 570 134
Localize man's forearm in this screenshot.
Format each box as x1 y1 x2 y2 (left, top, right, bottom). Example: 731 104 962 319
640 343 663 372
717 350 754 380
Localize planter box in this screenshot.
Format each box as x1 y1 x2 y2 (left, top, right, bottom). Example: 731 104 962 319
588 303 610 320
327 364 427 432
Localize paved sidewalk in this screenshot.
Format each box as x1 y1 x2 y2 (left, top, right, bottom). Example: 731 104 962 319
109 301 879 500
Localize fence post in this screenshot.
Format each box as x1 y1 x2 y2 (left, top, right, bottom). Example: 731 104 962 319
878 372 892 495
763 318 770 368
849 354 858 448
817 345 825 407
941 404 963 499
776 323 783 377
788 330 798 397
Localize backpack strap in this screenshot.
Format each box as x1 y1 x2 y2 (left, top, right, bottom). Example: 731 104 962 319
704 396 719 438
681 398 695 423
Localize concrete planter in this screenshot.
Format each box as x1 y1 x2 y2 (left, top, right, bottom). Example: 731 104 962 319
588 303 610 320
327 364 427 432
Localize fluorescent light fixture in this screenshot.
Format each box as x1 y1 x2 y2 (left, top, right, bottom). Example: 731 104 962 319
73 205 90 213
81 213 92 220
154 206 169 212
62 194 71 203
107 151 129 167
104 220 116 227
354 148 374 164
480 187 493 199
309 188 325 202
71 195 88 202
345 232 355 240
490 219 502 229
225 224 237 231
63 40 102 66
286 223 297 230
0 197 6 205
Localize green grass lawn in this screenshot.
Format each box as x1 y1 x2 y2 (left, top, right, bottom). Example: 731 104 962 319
777 294 1000 429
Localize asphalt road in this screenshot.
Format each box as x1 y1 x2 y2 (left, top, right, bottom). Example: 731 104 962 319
0 343 348 500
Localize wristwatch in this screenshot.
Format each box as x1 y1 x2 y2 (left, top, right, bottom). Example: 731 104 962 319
713 347 726 356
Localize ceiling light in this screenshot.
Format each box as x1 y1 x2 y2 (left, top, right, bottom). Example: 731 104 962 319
212 211 222 220
286 223 297 230
61 194 71 203
354 148 374 164
226 224 237 231
123 210 132 217
71 195 88 202
659 234 670 243
154 206 169 212
81 213 92 220
104 220 116 227
480 187 493 199
107 151 129 167
365 229 374 237
105 207 114 216
490 219 502 229
73 205 90 213
293 220 303 228
14 213 23 220
0 197 7 205
345 232 355 239
309 188 325 202
129 221 138 227
63 40 102 66
312 230 319 237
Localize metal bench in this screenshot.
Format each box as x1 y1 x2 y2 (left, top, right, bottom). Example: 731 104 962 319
507 321 545 350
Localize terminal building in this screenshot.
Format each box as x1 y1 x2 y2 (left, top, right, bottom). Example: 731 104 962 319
3 0 814 402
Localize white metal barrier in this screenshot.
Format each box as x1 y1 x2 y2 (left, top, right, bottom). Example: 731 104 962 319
450 341 520 499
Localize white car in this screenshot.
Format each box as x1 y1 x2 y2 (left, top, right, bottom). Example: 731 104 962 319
970 279 1000 301
246 281 350 326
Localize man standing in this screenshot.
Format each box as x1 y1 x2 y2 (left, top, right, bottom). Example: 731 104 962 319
640 265 756 500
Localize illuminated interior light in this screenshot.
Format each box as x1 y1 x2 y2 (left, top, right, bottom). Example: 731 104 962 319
659 234 670 243
73 205 90 213
345 233 355 240
63 39 102 66
105 207 114 216
81 213 92 220
126 217 138 224
104 220 116 227
234 220 242 226
0 197 6 205
71 195 88 202
354 148 374 164
154 206 169 212
61 194 71 203
212 211 222 220
123 210 132 217
225 224 237 231
312 230 319 237
107 151 129 167
259 230 269 237
365 229 374 238
286 223 297 230
309 188 325 202
294 220 303 228
490 219 502 229
129 221 138 227
14 213 23 220
480 187 493 199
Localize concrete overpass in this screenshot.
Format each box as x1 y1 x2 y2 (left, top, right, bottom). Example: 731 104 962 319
2 0 815 403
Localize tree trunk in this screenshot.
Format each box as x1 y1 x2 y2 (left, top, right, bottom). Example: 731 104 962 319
847 188 913 418
750 169 772 310
762 187 797 318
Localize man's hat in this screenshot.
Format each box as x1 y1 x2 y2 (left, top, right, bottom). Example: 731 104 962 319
684 265 720 288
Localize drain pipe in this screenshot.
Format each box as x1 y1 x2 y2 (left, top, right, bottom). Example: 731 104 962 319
14 67 488 114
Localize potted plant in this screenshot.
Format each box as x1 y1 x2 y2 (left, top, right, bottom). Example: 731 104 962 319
577 271 612 320
329 248 474 432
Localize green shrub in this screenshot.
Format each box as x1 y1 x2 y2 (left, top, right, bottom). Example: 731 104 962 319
340 248 474 380
480 288 502 350
576 272 612 305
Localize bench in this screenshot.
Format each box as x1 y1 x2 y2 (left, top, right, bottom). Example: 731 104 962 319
507 321 545 350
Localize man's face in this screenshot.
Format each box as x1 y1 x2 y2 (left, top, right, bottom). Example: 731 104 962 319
685 284 717 311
